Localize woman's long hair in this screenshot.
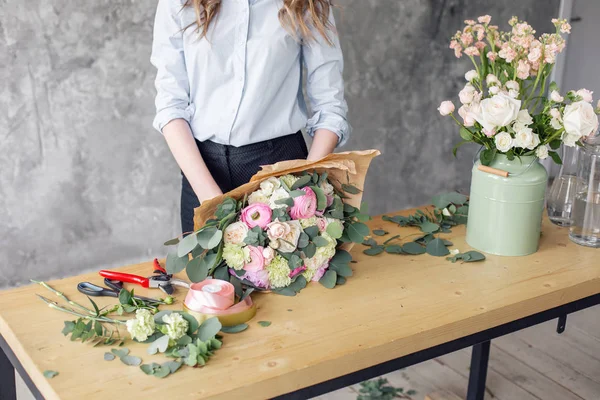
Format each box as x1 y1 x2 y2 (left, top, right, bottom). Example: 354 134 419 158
184 0 335 45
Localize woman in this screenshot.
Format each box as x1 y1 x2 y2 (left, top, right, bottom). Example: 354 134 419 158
151 0 351 234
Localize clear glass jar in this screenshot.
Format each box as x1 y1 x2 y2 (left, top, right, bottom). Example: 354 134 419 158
547 145 580 226
569 133 600 247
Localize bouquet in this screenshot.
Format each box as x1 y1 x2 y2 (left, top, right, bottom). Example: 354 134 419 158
164 150 380 295
438 16 600 165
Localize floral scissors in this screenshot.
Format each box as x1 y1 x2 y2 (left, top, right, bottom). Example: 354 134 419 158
99 259 189 295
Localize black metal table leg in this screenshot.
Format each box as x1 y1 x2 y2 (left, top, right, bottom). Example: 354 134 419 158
557 314 567 334
466 340 491 400
0 341 17 400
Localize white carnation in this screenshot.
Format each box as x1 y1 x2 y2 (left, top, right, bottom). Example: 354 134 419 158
126 309 155 342
161 313 189 341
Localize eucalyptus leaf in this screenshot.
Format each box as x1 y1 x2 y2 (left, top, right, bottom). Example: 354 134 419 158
111 348 130 358
291 175 312 190
303 226 319 239
346 222 370 243
272 287 297 296
62 321 75 336
186 255 209 283
163 237 180 246
311 186 327 210
167 361 183 374
213 264 229 281
104 352 115 361
177 232 199 257
363 246 384 256
120 355 142 366
419 221 440 233
425 238 451 257
372 229 388 236
43 370 59 379
303 242 317 258
220 324 249 333
147 334 170 355
197 317 222 341
166 251 189 274
288 275 307 292
140 364 155 375
312 236 330 247
297 232 309 248
329 262 353 277
341 183 361 194
319 270 337 289
326 222 343 239
275 197 294 207
196 227 220 249
289 189 306 198
153 364 171 378
385 245 404 254
257 321 272 327
402 242 426 255
336 276 347 285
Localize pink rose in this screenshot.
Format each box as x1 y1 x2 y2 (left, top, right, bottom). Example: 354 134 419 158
438 100 455 116
290 187 317 220
262 247 275 265
312 261 329 282
244 246 265 272
240 203 272 229
289 266 307 278
244 269 270 289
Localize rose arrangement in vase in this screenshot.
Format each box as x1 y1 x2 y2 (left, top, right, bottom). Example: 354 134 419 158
438 16 600 256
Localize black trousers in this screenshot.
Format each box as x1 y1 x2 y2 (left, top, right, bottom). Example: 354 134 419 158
180 131 309 234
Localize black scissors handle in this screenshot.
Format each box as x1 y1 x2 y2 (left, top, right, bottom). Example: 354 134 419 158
77 282 119 298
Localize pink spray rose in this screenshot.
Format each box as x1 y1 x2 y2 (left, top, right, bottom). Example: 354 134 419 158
289 266 307 278
290 187 317 220
312 261 329 282
316 217 328 232
262 246 275 265
240 203 272 229
244 246 265 272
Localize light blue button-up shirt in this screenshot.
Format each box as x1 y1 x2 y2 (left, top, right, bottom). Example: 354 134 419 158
151 0 351 147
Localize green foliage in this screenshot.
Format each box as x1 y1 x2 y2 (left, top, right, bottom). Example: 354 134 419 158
425 238 451 257
220 324 249 334
372 229 388 236
244 226 268 247
291 175 312 190
446 251 486 263
319 270 337 289
357 378 415 400
342 183 362 194
43 370 59 379
257 321 272 327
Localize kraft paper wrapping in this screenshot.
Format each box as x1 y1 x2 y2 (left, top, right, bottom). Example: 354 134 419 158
193 149 381 252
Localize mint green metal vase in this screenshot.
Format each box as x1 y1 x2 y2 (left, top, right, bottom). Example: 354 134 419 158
466 155 548 256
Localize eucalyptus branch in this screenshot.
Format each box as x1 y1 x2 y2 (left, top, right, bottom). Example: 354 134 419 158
37 295 126 325
31 280 95 316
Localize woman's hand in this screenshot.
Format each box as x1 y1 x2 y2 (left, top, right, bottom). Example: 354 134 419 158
307 129 339 161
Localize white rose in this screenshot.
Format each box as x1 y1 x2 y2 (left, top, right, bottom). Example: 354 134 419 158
535 145 549 159
248 190 269 205
320 181 334 196
505 80 519 91
489 86 500 95
494 132 513 152
516 109 533 126
269 187 290 209
224 221 249 245
473 93 521 132
576 89 594 103
465 70 478 82
563 101 599 140
259 177 281 196
531 133 541 149
508 89 519 99
438 100 455 116
459 84 476 104
562 131 581 147
266 219 291 241
549 108 561 120
458 105 476 127
514 126 534 149
550 118 562 130
550 90 564 102
276 220 302 253
486 74 499 85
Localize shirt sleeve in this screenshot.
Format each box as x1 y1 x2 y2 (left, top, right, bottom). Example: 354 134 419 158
302 7 351 147
150 0 195 134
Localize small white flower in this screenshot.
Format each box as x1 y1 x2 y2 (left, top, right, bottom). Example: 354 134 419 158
248 190 269 205
259 177 281 197
459 84 477 104
489 86 500 95
535 145 549 160
576 89 594 103
516 109 533 126
465 70 479 82
549 108 561 120
494 132 513 152
550 118 562 130
550 90 564 103
514 126 535 149
486 74 499 85
161 313 189 341
126 309 155 342
450 249 460 256
508 89 519 99
438 100 455 116
505 80 519 91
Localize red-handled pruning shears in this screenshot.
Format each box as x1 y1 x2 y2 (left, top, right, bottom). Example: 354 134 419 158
99 259 189 295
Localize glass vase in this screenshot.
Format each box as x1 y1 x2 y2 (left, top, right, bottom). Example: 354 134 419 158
569 133 600 247
546 145 580 226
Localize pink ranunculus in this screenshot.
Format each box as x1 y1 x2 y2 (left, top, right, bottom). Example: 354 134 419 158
289 266 307 278
244 246 265 272
290 187 317 220
312 261 329 282
240 203 272 229
244 269 270 289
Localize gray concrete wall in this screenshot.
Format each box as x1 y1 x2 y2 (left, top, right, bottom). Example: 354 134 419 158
0 0 559 288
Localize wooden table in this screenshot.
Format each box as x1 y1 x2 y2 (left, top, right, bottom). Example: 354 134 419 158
1 211 599 400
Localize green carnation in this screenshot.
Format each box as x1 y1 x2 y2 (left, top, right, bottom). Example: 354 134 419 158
299 217 318 229
266 255 292 289
223 243 250 270
279 174 299 189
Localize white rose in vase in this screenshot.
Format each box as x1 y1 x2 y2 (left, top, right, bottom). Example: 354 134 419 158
514 126 535 149
473 93 521 132
563 101 599 143
494 132 514 153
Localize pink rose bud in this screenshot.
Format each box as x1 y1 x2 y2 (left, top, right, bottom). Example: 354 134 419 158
312 261 330 282
289 266 307 278
438 101 455 116
240 203 272 229
244 246 265 272
290 187 317 220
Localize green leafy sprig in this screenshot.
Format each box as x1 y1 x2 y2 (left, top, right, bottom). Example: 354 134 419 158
357 378 416 400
